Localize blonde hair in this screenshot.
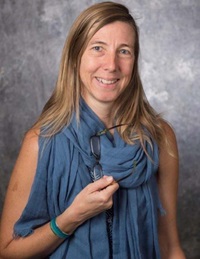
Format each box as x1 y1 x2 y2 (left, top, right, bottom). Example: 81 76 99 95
33 1 166 150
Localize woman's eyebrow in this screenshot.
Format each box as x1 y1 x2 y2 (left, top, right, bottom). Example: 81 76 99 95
89 41 134 49
89 40 107 46
119 43 134 49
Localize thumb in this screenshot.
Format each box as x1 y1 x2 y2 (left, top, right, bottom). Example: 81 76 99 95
91 176 114 191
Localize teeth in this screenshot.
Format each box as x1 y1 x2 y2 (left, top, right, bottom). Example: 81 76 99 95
97 77 118 85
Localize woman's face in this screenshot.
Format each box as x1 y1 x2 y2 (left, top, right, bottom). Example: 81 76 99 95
80 21 135 110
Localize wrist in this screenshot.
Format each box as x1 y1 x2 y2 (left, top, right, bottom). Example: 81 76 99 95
50 218 70 239
56 206 84 235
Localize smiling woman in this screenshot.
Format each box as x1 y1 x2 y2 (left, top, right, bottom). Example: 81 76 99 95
80 21 135 110
0 2 185 259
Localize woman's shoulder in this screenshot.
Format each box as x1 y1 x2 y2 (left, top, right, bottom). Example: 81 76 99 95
23 126 72 156
24 127 40 138
24 127 64 146
158 119 178 158
159 119 177 142
21 128 40 153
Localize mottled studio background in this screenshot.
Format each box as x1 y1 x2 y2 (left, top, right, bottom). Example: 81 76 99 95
0 0 199 258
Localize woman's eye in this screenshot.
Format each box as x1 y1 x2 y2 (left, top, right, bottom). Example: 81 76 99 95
120 49 130 55
92 46 102 51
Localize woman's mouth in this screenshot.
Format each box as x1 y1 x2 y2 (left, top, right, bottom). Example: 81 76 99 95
96 77 119 85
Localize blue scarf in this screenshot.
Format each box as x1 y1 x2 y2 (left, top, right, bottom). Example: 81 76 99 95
14 99 162 258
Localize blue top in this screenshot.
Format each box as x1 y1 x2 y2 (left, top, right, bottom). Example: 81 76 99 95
14 99 163 258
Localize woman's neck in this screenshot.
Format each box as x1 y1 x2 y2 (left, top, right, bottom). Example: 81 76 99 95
82 97 115 128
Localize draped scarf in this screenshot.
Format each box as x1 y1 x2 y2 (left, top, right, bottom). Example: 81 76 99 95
14 99 162 258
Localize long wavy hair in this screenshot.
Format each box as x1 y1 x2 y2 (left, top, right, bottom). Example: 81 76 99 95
33 1 166 150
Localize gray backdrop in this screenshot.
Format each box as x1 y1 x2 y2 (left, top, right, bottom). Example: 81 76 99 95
0 0 199 258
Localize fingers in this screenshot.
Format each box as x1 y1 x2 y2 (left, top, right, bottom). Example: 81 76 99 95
87 176 119 209
88 175 119 193
70 176 119 222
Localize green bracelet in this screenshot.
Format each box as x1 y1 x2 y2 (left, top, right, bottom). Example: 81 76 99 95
50 218 70 239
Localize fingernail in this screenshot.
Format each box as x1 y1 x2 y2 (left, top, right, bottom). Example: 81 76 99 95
106 176 113 182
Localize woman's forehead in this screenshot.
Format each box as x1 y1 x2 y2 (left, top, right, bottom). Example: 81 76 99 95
86 21 135 48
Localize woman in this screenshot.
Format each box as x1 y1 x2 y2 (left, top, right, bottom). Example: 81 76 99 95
0 2 185 258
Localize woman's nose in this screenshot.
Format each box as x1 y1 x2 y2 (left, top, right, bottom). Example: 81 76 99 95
103 52 118 72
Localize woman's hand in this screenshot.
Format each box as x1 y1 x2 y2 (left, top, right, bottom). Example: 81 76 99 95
56 176 119 234
73 176 119 219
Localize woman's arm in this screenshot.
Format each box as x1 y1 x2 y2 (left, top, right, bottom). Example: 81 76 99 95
0 129 119 259
157 121 186 259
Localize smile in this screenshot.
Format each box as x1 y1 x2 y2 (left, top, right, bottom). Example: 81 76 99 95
96 77 119 85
